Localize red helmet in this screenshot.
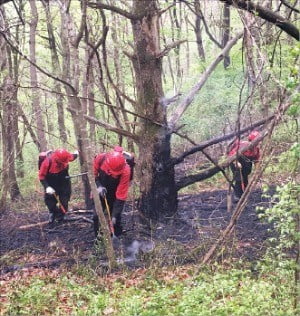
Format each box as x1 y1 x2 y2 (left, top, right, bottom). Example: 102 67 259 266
113 145 123 153
248 130 260 141
53 149 70 163
106 150 126 173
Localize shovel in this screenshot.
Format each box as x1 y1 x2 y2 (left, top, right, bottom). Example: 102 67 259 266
53 193 67 214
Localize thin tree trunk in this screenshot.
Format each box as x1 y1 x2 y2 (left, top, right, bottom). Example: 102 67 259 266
59 1 116 268
11 11 24 178
29 0 47 151
43 0 67 143
222 3 231 68
0 77 21 203
194 0 205 60
264 0 273 44
172 0 182 78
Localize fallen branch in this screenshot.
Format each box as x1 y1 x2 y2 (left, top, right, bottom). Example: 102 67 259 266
19 221 49 230
65 215 94 224
69 209 94 214
18 215 93 230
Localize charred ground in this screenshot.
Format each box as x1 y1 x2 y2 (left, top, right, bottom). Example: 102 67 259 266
0 186 275 275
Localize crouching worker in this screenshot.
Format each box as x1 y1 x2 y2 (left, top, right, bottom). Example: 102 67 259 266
228 130 260 200
39 149 79 223
93 146 132 237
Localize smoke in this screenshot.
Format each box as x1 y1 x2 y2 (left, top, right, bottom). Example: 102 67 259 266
123 240 155 263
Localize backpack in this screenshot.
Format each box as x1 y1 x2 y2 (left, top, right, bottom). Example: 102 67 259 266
123 152 135 181
38 150 53 172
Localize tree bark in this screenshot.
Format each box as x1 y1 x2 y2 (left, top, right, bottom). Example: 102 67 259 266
29 0 47 151
0 10 21 205
43 0 68 143
131 0 177 219
221 3 231 68
194 0 205 60
0 77 21 203
59 1 116 269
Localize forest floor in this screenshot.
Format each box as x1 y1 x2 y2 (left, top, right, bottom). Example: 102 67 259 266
0 185 274 275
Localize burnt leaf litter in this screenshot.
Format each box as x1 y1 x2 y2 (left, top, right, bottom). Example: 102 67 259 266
0 188 274 274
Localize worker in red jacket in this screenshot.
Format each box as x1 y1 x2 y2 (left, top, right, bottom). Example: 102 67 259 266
39 149 79 223
228 130 260 199
93 146 132 237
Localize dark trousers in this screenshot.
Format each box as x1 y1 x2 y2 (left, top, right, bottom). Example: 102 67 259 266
44 192 69 218
230 157 253 198
44 172 71 218
92 197 123 237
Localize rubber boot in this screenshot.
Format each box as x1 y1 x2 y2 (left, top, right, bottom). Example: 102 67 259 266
48 212 55 224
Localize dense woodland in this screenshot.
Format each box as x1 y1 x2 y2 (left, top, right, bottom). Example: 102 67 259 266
0 0 299 315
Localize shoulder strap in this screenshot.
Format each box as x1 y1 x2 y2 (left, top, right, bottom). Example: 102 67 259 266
47 152 52 174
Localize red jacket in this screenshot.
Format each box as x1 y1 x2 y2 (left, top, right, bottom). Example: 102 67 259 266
93 153 131 201
228 139 260 161
39 151 76 180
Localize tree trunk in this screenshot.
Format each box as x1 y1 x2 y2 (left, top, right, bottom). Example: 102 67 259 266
0 11 21 204
264 0 273 44
194 0 205 60
243 12 256 89
43 0 68 143
0 77 21 203
12 13 24 178
222 3 231 68
59 1 116 268
60 4 92 209
131 0 177 219
29 0 47 151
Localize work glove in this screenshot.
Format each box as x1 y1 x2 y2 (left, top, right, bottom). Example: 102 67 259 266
97 186 107 197
236 162 242 169
46 186 55 195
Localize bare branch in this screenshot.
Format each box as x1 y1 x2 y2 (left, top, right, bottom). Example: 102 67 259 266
220 0 299 40
73 0 87 48
180 0 223 48
172 115 274 166
157 39 187 58
175 97 294 191
87 1 142 20
280 0 300 13
0 30 77 94
158 3 175 16
168 30 244 130
67 107 138 140
0 0 12 5
175 131 267 191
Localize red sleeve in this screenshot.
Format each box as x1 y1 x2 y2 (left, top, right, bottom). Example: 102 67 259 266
93 153 105 177
254 147 260 161
228 139 240 156
116 165 131 200
38 158 51 180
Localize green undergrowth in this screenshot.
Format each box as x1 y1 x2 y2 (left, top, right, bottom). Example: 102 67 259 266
1 263 296 316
